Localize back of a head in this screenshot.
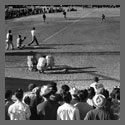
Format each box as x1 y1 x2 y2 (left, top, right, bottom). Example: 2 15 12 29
94 77 99 82
33 27 35 30
62 92 72 103
15 89 24 101
8 30 11 33
87 87 95 99
61 84 70 94
110 87 120 100
48 82 57 94
28 83 36 91
78 89 88 101
5 90 13 99
97 88 109 99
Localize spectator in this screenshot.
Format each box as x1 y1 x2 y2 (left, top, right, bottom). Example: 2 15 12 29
110 86 120 120
84 94 115 120
60 84 70 95
6 30 14 50
8 89 31 120
74 89 93 120
5 90 14 120
70 87 80 105
49 94 60 120
57 92 80 120
87 87 96 107
90 77 104 93
37 85 53 120
29 86 43 120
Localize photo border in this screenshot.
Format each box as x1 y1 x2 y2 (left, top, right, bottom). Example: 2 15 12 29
1 0 121 124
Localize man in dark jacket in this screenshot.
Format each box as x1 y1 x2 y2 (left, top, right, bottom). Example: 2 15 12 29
37 85 53 120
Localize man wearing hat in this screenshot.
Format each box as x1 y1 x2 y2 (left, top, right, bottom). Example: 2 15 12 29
37 85 53 120
70 87 80 105
84 94 115 120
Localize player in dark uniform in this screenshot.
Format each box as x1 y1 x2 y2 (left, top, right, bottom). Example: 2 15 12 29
43 13 46 22
63 10 67 19
101 14 106 23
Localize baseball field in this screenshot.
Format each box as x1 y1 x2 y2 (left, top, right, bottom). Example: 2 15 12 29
5 7 120 92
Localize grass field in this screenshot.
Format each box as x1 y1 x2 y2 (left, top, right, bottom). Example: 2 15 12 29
5 7 120 92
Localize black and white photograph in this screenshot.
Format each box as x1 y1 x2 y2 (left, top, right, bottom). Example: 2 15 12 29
5 4 120 120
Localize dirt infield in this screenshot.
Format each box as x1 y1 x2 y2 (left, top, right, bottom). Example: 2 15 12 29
5 8 120 92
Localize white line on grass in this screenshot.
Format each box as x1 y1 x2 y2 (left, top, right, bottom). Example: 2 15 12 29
43 9 98 43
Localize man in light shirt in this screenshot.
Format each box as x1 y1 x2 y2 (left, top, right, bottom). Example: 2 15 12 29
57 92 80 120
6 30 14 50
28 27 39 46
8 89 31 120
90 77 104 93
37 56 47 73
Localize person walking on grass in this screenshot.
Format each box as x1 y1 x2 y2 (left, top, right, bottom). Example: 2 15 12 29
6 30 14 50
101 14 106 23
28 27 39 46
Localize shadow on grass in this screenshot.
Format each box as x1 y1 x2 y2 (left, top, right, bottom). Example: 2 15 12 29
5 51 120 56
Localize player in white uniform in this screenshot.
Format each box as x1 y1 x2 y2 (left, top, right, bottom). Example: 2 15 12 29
28 27 39 46
6 30 14 50
37 56 47 73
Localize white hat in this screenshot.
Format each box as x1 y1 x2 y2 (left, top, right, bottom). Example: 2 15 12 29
92 94 106 108
70 87 79 95
40 85 52 96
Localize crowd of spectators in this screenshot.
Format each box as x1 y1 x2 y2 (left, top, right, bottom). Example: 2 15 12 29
5 77 120 120
5 6 65 20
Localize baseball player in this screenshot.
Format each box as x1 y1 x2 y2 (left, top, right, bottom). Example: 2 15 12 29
37 55 47 73
27 55 37 71
6 30 14 50
28 27 39 46
17 35 26 49
43 13 46 22
63 10 67 19
46 55 55 69
101 14 106 23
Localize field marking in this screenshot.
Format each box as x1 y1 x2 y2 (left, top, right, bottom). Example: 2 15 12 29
43 9 98 42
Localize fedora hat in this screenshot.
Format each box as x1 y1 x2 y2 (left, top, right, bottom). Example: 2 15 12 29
70 87 79 95
92 94 106 108
40 85 52 96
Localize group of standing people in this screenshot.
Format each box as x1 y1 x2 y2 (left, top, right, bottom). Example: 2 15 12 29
5 77 120 120
6 27 40 50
